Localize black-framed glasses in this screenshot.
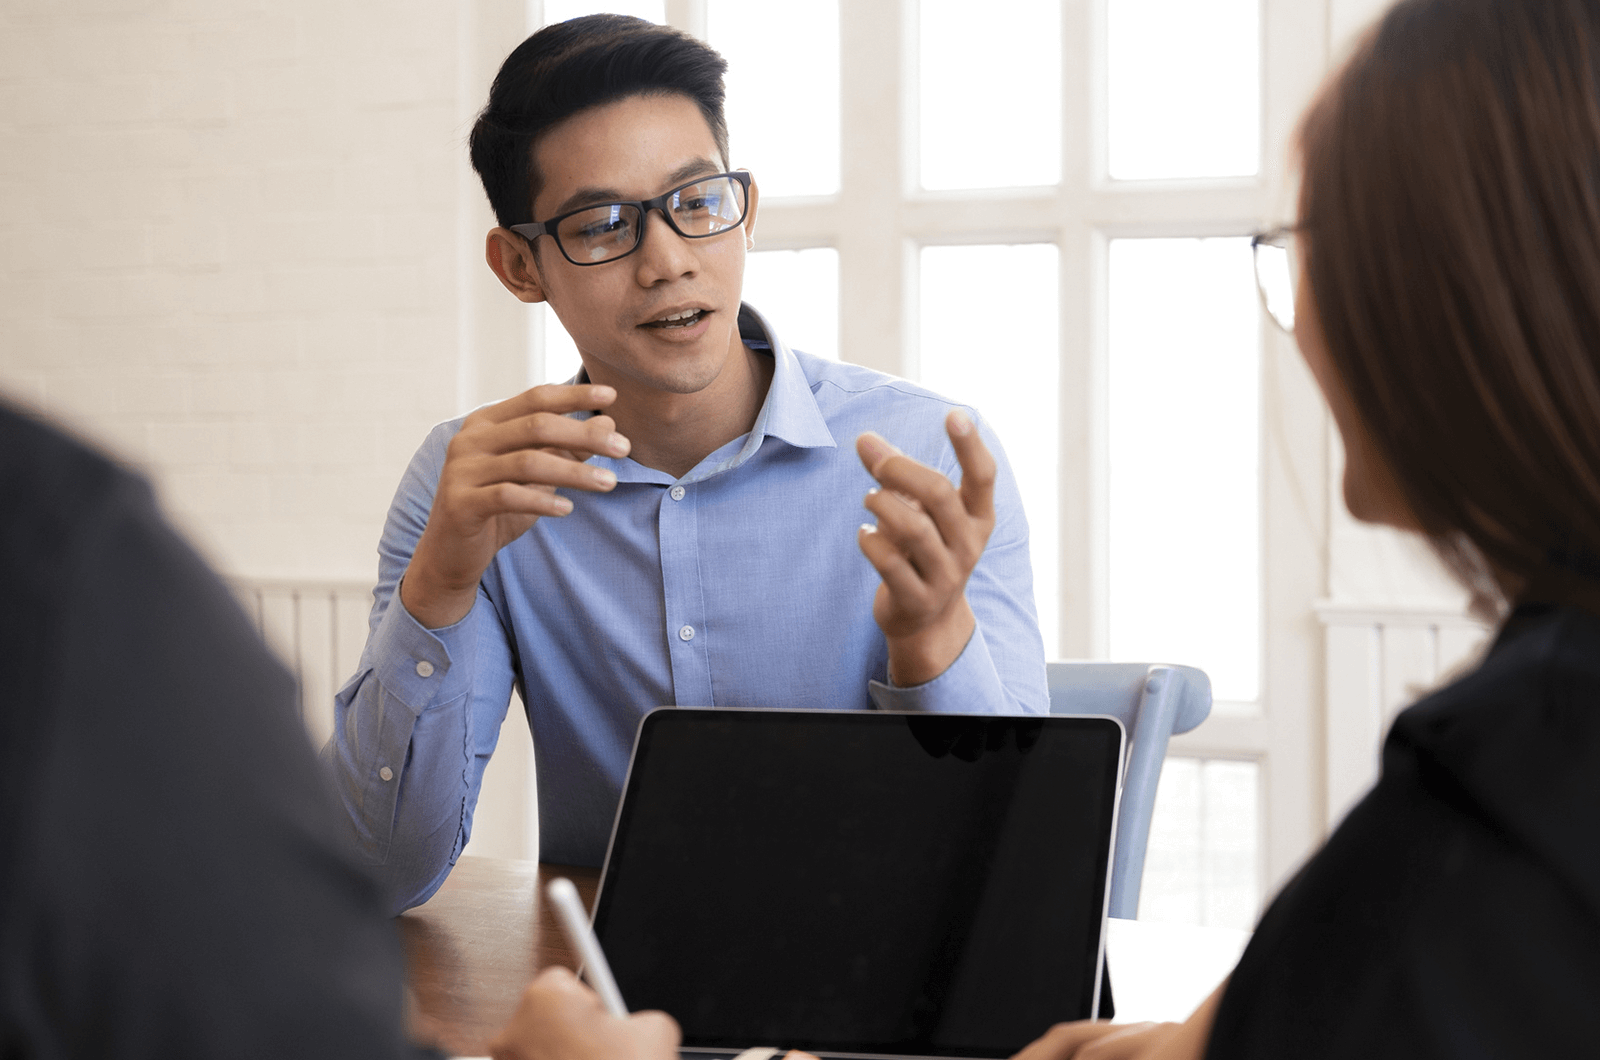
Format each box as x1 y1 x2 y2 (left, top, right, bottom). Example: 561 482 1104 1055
510 171 752 267
1251 225 1299 333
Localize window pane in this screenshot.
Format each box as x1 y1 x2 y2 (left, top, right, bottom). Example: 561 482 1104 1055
537 304 584 385
1108 237 1259 703
919 244 1059 656
920 0 1061 190
538 0 665 26
709 0 840 198
1107 0 1259 180
743 248 839 360
1140 756 1259 930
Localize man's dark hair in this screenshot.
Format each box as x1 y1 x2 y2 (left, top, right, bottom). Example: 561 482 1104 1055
469 14 730 229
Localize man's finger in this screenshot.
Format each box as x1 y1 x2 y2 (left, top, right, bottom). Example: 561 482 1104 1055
855 430 900 478
864 448 984 564
489 410 631 461
467 481 574 519
856 424 992 573
472 448 619 495
857 431 957 501
481 382 618 425
946 410 996 523
858 523 933 605
862 489 958 586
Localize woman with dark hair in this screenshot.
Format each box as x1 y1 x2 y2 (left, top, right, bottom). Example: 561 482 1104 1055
1015 0 1600 1056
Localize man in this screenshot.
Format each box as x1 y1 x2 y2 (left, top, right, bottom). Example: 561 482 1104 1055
0 398 677 1058
326 14 1048 914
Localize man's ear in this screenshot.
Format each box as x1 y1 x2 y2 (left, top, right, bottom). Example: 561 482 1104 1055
486 228 548 303
741 172 759 251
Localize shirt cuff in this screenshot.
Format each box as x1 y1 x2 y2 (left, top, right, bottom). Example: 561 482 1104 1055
867 628 1005 713
367 588 478 716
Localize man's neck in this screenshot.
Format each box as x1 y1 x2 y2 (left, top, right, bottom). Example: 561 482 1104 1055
602 341 775 479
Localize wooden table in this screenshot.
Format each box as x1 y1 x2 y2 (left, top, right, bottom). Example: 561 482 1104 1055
399 857 1248 1056
399 857 599 1058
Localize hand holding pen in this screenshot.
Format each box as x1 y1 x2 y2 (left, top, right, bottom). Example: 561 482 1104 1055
545 877 629 1016
488 879 818 1060
486 878 677 1060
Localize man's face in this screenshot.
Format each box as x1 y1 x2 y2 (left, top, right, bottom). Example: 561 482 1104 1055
524 93 756 397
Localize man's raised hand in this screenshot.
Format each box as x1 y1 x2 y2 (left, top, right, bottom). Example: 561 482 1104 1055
401 383 631 629
855 409 997 687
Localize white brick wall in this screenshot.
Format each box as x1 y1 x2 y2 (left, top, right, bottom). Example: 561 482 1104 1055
0 0 530 582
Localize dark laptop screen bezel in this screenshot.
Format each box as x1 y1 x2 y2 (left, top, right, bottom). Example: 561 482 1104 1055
590 709 1125 1060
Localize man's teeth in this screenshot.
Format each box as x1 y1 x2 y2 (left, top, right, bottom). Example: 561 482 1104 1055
652 309 702 327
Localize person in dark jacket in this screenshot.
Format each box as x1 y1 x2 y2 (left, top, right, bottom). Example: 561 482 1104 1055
0 399 676 1060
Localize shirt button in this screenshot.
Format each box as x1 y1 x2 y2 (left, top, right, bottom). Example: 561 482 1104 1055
379 766 394 782
678 625 696 642
415 660 434 678
670 485 686 501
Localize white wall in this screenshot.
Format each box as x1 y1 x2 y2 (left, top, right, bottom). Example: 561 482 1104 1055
0 0 529 582
1330 0 1397 54
1 0 540 861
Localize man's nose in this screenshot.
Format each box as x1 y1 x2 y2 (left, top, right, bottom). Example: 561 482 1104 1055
633 208 697 282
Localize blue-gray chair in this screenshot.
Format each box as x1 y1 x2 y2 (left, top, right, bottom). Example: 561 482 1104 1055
1046 661 1212 919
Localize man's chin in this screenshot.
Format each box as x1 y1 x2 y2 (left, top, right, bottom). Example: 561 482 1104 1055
616 330 741 395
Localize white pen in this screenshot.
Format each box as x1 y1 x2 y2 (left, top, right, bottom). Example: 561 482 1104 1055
546 877 629 1017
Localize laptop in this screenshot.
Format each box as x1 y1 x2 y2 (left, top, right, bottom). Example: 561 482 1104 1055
590 709 1125 1060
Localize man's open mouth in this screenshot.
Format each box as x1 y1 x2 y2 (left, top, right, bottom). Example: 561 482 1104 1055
643 308 707 329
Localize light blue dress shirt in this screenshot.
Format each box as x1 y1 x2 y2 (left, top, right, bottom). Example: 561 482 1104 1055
326 305 1048 912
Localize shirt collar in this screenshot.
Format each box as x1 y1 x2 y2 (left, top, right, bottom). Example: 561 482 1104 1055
572 303 837 485
737 302 837 453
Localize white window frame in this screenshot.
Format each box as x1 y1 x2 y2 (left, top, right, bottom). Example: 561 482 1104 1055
717 0 1334 903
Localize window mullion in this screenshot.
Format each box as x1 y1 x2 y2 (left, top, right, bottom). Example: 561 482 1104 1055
835 0 909 376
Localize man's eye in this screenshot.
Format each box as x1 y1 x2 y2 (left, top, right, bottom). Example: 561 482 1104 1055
578 217 632 240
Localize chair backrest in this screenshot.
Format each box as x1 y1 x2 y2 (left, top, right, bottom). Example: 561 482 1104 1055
1046 661 1212 919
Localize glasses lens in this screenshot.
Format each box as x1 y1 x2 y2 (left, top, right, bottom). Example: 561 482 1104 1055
669 176 747 236
556 203 643 264
1253 237 1296 332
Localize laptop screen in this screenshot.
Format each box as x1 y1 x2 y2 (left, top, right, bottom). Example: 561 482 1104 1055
591 710 1124 1059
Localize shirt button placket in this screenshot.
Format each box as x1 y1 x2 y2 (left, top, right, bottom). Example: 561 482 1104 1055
659 481 710 704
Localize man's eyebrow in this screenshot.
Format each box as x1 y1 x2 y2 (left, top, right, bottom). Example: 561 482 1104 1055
662 158 722 187
549 159 723 217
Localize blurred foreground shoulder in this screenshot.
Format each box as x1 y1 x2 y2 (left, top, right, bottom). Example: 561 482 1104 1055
0 400 435 1059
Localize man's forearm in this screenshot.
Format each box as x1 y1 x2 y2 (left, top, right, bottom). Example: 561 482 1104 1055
325 671 464 913
324 596 511 913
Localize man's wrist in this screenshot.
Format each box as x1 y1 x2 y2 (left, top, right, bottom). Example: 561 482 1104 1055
398 560 480 630
885 601 975 687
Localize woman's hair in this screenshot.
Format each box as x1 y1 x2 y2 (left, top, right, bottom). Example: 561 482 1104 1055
1300 0 1600 613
